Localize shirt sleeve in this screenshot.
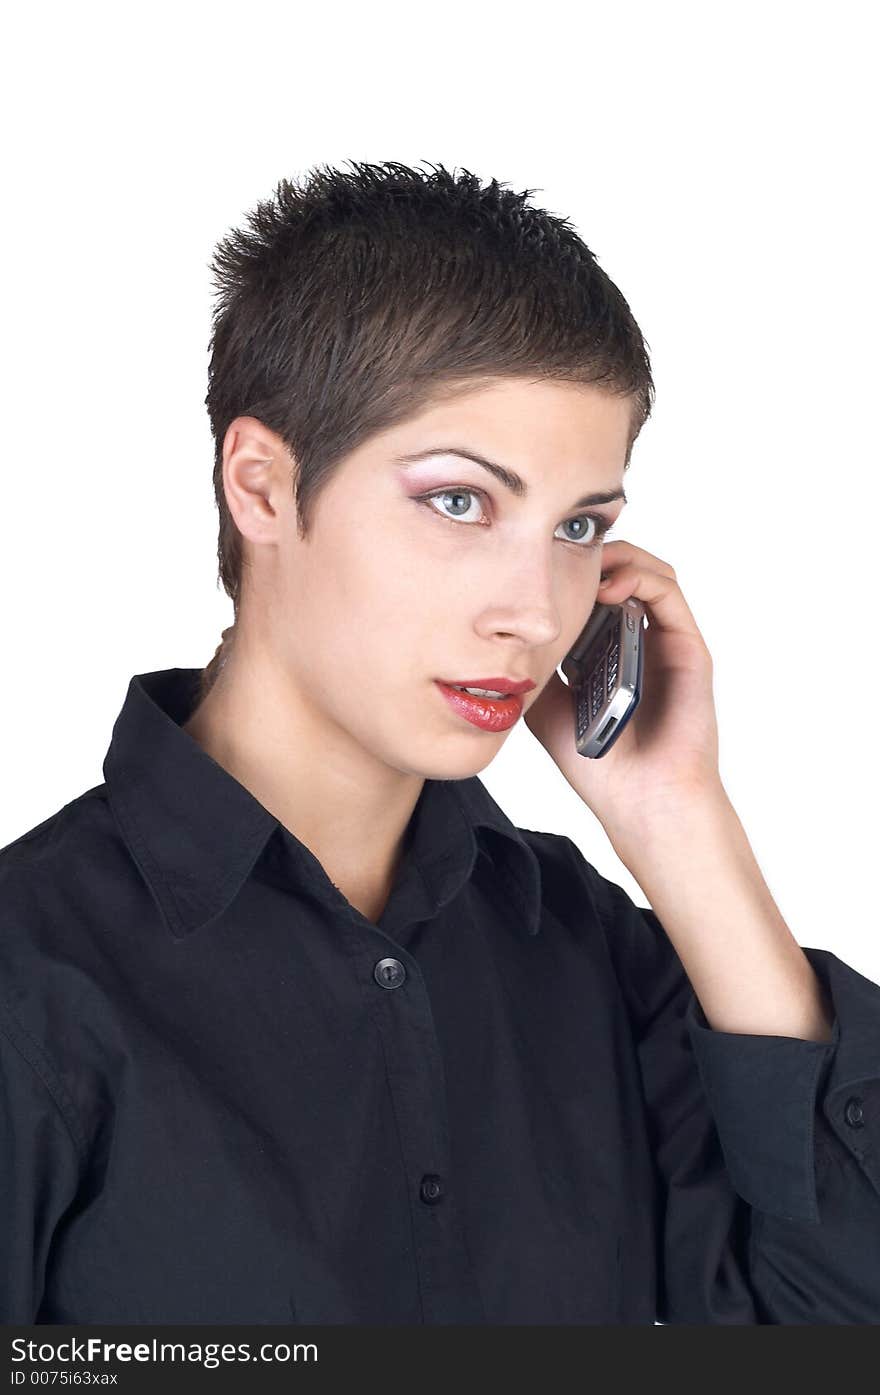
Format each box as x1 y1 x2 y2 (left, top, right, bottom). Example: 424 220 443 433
592 866 880 1324
0 1004 83 1322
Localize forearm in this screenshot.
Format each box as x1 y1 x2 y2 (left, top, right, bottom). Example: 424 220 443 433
606 786 835 1042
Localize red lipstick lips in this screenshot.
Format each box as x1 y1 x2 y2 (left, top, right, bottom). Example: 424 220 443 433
434 677 534 732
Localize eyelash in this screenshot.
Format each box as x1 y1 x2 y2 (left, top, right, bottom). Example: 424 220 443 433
413 486 616 551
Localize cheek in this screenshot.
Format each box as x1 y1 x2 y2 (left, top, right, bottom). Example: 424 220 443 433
343 524 461 623
292 520 477 684
308 550 426 672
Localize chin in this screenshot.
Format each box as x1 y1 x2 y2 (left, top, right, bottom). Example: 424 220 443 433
411 731 511 783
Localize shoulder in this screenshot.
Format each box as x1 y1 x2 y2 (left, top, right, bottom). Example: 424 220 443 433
1 782 116 863
0 782 129 973
513 829 687 1031
0 787 127 1157
514 826 669 955
520 826 615 901
502 825 623 935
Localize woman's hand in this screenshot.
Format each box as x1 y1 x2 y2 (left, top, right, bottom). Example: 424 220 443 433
523 539 724 845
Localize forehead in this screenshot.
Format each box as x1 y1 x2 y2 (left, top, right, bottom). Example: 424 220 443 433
385 377 634 469
390 373 633 471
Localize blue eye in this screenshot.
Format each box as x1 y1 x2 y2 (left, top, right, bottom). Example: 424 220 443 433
414 486 613 551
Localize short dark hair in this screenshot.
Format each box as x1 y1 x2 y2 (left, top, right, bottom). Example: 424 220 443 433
200 159 654 696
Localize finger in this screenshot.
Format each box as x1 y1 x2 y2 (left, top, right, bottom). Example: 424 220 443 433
600 538 676 580
597 563 707 646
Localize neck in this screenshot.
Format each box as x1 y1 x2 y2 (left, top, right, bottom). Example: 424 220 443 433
182 640 425 924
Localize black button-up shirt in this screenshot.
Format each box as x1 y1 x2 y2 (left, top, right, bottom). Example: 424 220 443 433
2 667 879 1325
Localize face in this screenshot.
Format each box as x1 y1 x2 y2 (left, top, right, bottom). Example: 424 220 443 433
225 378 631 780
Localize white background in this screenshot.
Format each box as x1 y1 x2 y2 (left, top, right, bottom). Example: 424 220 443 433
2 1 877 985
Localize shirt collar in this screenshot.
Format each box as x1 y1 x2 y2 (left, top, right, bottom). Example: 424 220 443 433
102 668 542 940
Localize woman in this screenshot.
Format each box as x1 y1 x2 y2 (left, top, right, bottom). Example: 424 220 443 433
2 160 879 1324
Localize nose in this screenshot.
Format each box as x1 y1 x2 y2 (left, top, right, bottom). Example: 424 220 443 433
472 546 566 650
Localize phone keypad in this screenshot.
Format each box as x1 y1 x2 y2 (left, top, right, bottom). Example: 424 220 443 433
576 630 621 742
606 636 619 695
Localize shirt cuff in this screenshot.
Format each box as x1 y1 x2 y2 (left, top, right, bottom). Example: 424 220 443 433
684 947 880 1225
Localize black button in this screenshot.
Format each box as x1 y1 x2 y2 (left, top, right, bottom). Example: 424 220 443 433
373 957 406 989
844 1097 865 1128
419 1174 445 1205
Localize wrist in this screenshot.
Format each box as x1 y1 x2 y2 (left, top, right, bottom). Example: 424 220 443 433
603 779 737 870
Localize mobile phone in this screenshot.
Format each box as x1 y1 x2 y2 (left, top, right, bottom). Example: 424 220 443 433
559 597 646 758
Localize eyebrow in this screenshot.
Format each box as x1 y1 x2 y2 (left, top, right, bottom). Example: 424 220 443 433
395 447 627 509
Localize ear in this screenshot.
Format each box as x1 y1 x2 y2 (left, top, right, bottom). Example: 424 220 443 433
221 417 297 546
